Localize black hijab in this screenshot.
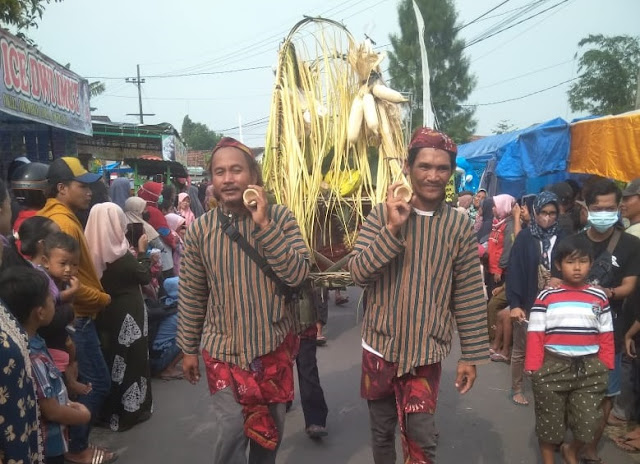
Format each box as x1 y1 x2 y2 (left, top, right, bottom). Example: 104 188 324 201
477 197 495 242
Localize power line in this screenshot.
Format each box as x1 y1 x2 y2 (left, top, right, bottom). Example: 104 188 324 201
96 93 272 101
85 65 272 80
456 0 512 31
462 76 579 106
471 0 574 63
216 117 270 133
465 0 569 49
477 58 574 89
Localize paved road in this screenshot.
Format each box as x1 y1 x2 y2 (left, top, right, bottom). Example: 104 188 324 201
92 288 634 463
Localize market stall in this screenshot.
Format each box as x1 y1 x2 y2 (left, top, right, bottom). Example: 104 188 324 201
457 117 571 197
568 110 640 182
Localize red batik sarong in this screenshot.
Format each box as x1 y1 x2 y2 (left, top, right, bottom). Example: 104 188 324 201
361 349 442 464
202 332 299 450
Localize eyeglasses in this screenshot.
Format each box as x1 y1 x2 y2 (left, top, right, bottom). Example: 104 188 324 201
538 211 558 218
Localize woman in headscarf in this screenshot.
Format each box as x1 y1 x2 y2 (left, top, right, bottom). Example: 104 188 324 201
109 177 131 209
177 192 195 227
487 194 517 293
164 213 186 275
137 182 176 277
124 196 175 282
85 203 153 432
188 184 205 218
475 197 494 239
506 191 563 406
0 178 45 463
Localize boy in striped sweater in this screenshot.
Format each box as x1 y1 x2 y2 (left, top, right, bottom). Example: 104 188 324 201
525 234 614 464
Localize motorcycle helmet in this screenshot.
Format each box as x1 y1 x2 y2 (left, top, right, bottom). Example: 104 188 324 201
11 162 49 209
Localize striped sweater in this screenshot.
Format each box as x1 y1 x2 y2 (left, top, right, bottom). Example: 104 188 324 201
177 205 310 368
348 203 489 375
525 285 615 371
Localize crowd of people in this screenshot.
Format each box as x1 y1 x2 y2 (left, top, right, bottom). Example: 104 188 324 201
2 127 640 464
0 156 207 464
456 173 640 463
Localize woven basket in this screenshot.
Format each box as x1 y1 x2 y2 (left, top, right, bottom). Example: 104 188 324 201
308 272 353 288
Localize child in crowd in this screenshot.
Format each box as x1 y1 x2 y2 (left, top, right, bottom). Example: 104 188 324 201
0 267 91 464
39 231 92 398
525 235 614 464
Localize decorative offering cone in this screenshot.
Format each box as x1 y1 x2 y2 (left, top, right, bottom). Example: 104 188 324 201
243 188 259 206
393 184 412 203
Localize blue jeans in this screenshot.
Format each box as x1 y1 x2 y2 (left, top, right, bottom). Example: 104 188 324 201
68 317 111 453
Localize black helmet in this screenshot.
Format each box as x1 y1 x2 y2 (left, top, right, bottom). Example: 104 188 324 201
11 162 48 209
11 162 49 189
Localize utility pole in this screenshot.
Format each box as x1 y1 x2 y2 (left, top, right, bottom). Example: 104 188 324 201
126 64 155 123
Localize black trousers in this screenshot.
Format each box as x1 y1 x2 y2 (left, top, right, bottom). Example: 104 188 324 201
296 337 328 428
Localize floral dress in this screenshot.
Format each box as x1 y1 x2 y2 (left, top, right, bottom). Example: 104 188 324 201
0 301 44 464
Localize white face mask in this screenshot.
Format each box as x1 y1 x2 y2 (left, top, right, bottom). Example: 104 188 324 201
588 211 619 233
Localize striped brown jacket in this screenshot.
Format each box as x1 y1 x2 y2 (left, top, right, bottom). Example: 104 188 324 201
348 203 489 375
177 205 310 368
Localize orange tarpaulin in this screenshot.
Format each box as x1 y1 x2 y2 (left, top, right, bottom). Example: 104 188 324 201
568 110 640 182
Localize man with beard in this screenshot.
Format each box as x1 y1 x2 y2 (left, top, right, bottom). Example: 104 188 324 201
178 137 310 463
37 157 116 464
348 128 489 464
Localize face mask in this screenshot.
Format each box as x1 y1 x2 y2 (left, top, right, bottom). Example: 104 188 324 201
588 211 619 233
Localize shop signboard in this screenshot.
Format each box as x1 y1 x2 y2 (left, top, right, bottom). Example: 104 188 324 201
0 28 92 135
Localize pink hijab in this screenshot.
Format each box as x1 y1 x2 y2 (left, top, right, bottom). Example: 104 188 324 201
492 194 516 221
165 213 186 233
85 202 130 279
178 192 195 226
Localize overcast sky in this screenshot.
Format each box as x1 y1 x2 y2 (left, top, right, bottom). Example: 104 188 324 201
26 0 640 145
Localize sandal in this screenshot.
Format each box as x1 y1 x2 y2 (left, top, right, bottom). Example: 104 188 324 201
335 296 349 305
159 369 184 381
316 335 327 346
66 445 118 464
490 352 510 363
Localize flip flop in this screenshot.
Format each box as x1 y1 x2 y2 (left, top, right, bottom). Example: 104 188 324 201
316 336 327 346
66 445 118 464
159 370 184 380
490 353 510 363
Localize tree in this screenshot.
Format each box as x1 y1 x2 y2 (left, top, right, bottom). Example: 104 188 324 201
388 0 477 143
181 115 223 151
0 1 63 42
568 34 640 115
492 120 516 135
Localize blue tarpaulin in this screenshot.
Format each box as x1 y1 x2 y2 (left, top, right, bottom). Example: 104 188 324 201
457 117 571 197
97 162 133 175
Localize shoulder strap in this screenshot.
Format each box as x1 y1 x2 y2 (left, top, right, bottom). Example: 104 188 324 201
606 229 622 254
217 212 293 299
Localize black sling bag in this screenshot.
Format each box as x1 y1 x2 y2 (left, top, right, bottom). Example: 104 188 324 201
217 213 297 302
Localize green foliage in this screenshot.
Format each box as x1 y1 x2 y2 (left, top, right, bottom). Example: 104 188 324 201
568 34 640 115
388 0 477 143
181 115 223 151
492 119 516 134
0 0 63 42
